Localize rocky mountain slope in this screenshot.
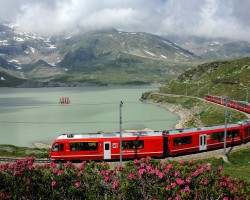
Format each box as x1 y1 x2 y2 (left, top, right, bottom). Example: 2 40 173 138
168 35 250 61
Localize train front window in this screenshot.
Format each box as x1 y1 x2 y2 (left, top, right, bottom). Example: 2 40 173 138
52 143 59 152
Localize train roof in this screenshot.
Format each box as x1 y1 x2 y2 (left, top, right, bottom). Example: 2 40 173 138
56 131 163 140
54 120 250 140
237 101 250 105
164 121 250 135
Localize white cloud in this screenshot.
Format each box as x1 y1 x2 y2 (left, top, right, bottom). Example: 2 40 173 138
0 0 250 41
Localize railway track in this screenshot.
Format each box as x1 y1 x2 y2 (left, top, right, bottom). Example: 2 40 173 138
0 157 51 164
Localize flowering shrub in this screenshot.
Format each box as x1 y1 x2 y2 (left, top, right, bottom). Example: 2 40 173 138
0 157 249 199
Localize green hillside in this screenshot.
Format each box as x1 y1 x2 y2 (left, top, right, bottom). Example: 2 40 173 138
142 58 250 128
160 57 250 101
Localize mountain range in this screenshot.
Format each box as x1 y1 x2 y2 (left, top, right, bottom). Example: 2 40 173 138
1 22 250 87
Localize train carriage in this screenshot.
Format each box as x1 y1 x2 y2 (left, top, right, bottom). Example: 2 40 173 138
204 94 214 102
242 120 250 143
228 99 237 108
236 101 250 113
163 122 243 156
49 131 164 162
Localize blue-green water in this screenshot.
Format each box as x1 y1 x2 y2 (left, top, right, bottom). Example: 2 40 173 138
0 86 178 147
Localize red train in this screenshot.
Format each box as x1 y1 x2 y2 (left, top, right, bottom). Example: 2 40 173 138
49 120 250 162
205 94 250 113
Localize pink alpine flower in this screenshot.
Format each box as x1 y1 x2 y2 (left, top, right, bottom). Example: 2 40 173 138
77 171 82 176
184 185 190 192
140 163 145 168
75 182 81 188
117 166 123 171
179 160 185 165
13 170 21 176
218 166 223 171
170 182 176 189
145 156 151 163
8 163 15 169
185 177 191 183
192 169 199 177
176 178 185 185
105 176 111 182
81 161 87 165
50 162 56 168
157 172 164 179
174 172 180 177
146 165 152 171
44 163 49 169
128 174 135 180
112 181 119 189
1 164 8 171
28 159 34 165
175 194 181 200
51 180 57 187
166 186 171 191
134 159 139 164
189 160 194 164
205 165 211 171
78 165 84 170
167 163 173 169
64 161 71 168
26 178 31 183
57 170 63 176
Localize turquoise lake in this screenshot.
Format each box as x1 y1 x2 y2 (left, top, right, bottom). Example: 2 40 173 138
0 86 179 147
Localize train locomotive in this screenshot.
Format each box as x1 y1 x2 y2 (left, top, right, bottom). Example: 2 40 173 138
49 120 250 162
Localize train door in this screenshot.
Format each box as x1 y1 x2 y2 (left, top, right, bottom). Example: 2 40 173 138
58 143 65 157
163 136 168 156
103 141 111 159
199 134 207 151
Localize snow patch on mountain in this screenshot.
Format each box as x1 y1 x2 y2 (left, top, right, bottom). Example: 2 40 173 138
144 50 155 56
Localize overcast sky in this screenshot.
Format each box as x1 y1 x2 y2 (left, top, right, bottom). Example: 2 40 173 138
1 0 250 41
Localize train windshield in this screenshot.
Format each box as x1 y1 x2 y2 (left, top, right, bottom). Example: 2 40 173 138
51 143 59 152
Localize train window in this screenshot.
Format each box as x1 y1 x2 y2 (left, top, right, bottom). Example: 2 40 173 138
70 142 98 151
227 130 239 138
211 132 224 140
122 140 144 149
105 143 109 150
52 143 59 152
174 136 192 146
247 127 250 136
